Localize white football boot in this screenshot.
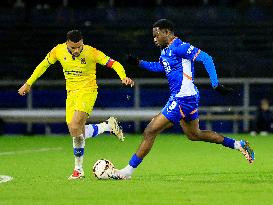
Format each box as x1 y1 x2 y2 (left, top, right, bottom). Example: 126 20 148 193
107 117 124 142
111 169 131 180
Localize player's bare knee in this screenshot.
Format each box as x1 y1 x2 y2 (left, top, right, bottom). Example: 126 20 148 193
143 127 157 140
68 123 82 137
186 134 197 141
186 132 200 141
70 128 81 137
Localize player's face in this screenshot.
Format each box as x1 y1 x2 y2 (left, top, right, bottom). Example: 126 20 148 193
66 40 83 57
153 27 169 48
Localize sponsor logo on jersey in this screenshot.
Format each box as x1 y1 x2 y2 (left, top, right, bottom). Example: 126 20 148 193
187 45 195 54
64 70 83 76
162 60 171 74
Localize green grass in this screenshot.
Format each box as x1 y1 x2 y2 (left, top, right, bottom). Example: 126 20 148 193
0 134 273 205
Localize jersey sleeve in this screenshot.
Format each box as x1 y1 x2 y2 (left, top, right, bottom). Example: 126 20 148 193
139 60 165 72
195 51 219 88
26 47 57 86
174 43 201 61
46 47 58 64
95 49 127 80
95 49 111 66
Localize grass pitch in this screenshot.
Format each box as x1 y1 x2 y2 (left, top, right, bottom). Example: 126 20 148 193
0 134 273 205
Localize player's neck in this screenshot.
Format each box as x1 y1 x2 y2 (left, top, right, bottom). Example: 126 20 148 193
164 36 177 49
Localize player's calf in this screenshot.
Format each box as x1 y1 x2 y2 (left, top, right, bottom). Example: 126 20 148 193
185 132 200 141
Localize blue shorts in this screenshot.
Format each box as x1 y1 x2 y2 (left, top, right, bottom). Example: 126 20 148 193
161 95 199 123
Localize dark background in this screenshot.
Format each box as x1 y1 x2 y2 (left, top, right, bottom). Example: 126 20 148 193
0 0 272 134
0 0 272 80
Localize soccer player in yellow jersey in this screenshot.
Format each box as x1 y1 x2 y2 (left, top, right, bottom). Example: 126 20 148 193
18 30 134 180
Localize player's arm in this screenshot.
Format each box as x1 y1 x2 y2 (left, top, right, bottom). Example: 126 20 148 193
96 50 134 86
175 43 232 94
195 50 233 94
126 54 165 72
195 51 219 88
18 47 57 96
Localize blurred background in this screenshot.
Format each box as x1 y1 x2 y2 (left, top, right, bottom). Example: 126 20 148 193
0 0 272 135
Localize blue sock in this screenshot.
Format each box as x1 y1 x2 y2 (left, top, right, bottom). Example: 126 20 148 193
222 137 235 149
74 148 84 157
91 124 99 137
129 154 143 168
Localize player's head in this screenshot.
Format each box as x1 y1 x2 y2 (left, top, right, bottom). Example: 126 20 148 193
152 19 175 48
66 30 83 57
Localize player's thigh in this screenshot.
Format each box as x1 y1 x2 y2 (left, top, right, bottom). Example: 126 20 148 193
66 89 98 124
75 90 98 116
66 90 77 124
70 110 89 128
68 110 89 137
146 113 173 134
180 118 200 136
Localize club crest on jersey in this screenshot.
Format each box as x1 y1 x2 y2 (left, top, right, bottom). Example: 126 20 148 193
81 58 86 64
64 57 66 61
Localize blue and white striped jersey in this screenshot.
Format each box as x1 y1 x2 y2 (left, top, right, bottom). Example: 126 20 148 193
139 37 219 98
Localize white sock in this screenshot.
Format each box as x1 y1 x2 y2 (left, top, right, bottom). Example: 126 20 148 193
234 140 241 150
85 122 111 139
120 165 135 177
75 156 84 171
73 134 85 171
85 124 94 138
98 122 111 132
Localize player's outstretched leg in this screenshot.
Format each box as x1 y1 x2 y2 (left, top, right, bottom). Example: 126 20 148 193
180 119 255 163
111 114 171 180
85 117 124 141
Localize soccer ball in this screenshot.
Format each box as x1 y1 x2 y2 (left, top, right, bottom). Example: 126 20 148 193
92 159 114 179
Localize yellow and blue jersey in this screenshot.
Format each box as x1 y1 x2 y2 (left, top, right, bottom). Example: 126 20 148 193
27 43 126 91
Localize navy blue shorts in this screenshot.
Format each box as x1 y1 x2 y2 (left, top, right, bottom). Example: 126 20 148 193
161 95 199 123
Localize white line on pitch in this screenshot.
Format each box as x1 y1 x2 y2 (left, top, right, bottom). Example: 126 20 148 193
0 147 63 156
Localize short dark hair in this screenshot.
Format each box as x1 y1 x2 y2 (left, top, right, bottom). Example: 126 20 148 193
67 30 83 43
153 19 174 32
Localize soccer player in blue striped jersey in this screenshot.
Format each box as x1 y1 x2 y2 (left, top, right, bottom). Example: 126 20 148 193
112 19 255 179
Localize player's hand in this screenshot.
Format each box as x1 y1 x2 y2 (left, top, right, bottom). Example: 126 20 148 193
18 83 31 96
214 84 233 95
122 77 135 87
126 54 140 66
